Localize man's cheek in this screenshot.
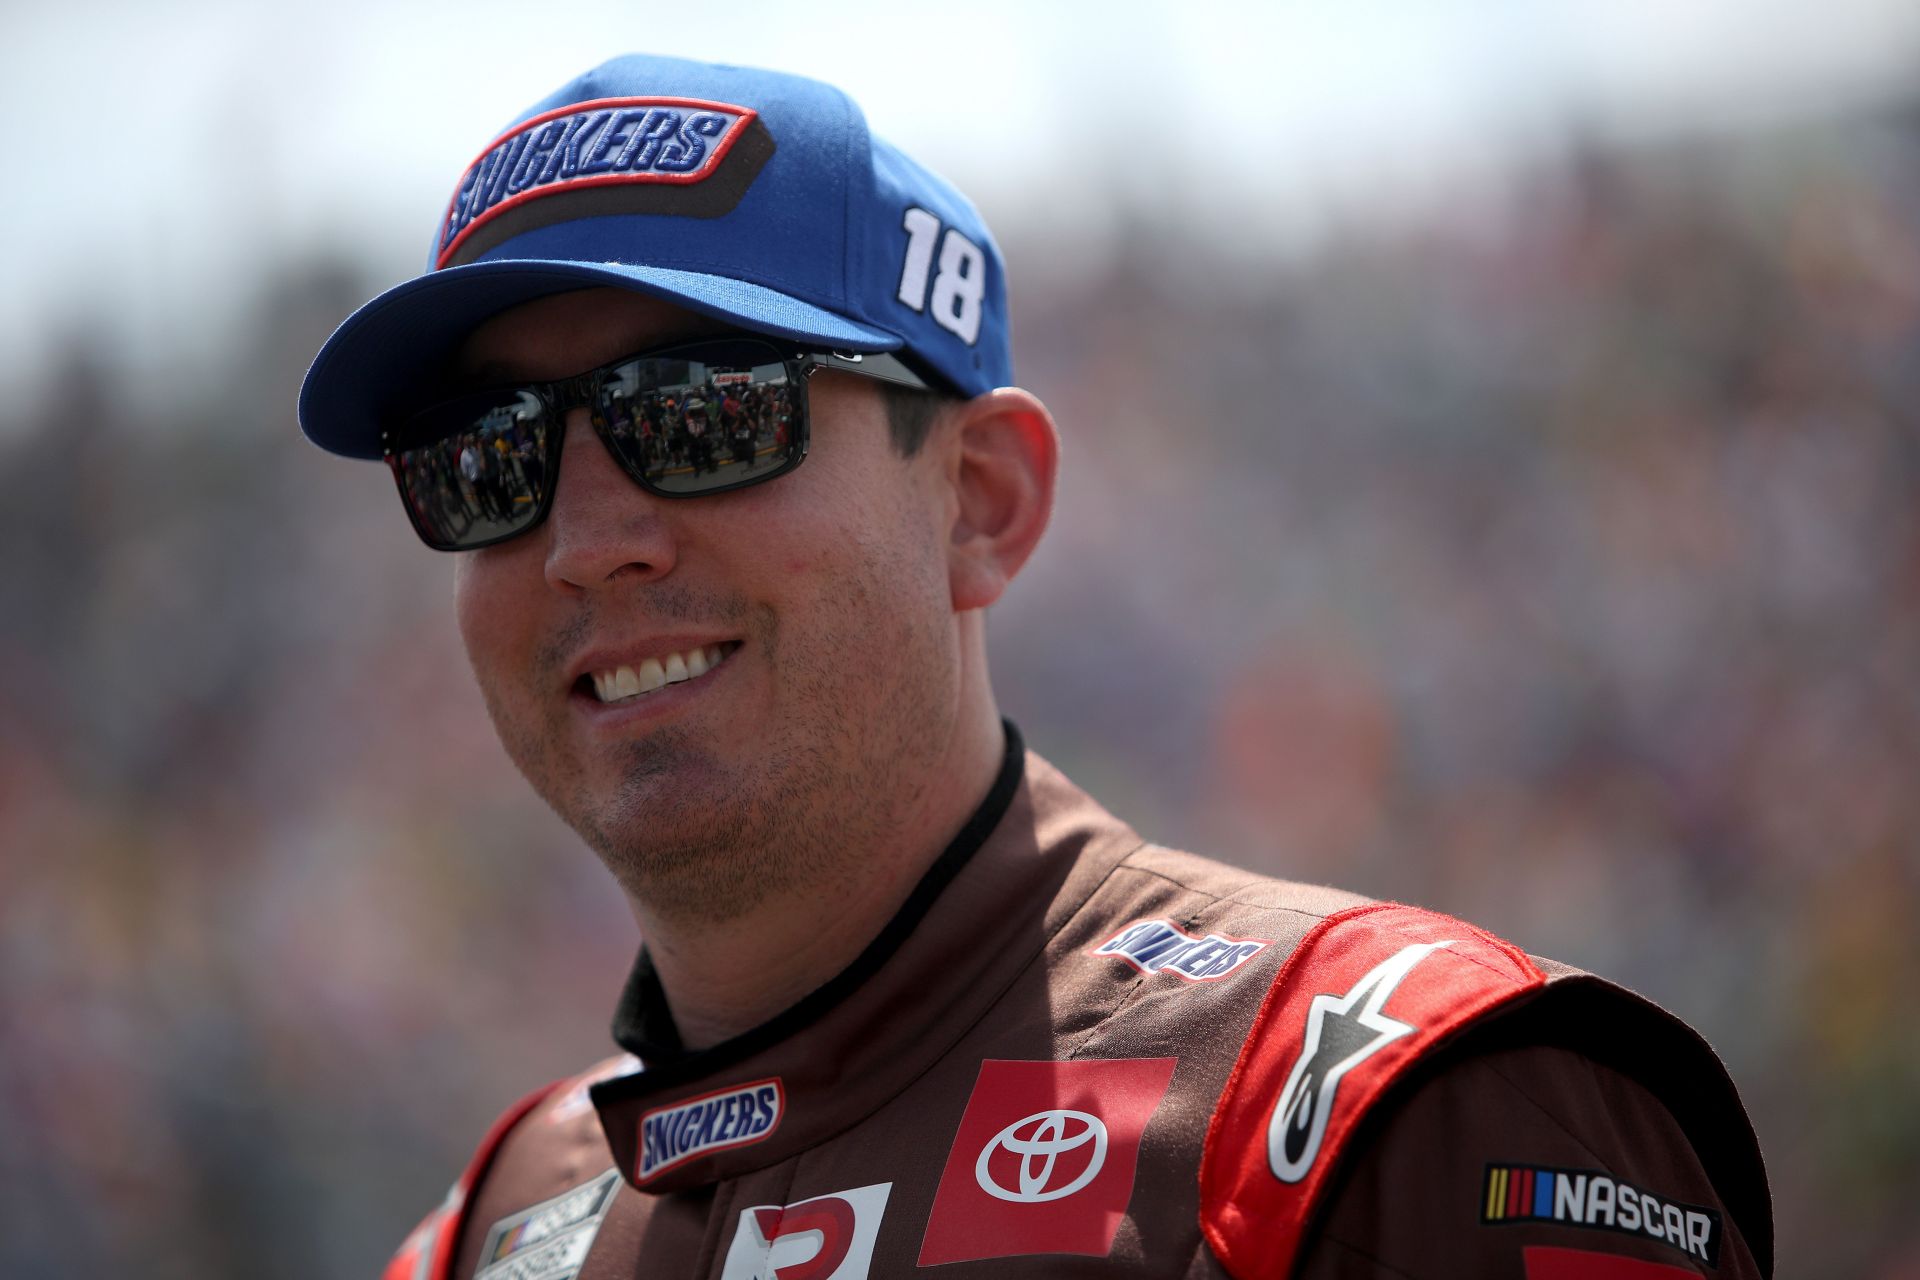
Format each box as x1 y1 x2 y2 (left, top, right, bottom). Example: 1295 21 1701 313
452 560 499 668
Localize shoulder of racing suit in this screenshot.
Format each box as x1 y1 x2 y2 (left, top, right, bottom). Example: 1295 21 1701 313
379 834 1769 1279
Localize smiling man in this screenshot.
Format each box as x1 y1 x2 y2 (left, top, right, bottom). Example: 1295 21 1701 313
301 55 1771 1280
446 286 1030 1046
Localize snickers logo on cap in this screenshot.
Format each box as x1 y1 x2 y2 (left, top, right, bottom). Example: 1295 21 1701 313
436 96 774 268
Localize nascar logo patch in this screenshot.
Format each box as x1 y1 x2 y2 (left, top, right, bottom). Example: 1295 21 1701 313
636 1077 783 1183
1483 1164 1722 1268
437 96 759 268
475 1167 621 1280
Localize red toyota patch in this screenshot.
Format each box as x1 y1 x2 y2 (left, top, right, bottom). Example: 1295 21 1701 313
916 1057 1177 1266
1200 903 1547 1279
1523 1245 1705 1279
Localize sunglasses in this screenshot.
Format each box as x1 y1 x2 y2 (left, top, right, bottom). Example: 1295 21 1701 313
382 336 930 551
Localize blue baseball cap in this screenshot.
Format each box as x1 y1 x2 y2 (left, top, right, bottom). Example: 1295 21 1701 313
299 54 1011 460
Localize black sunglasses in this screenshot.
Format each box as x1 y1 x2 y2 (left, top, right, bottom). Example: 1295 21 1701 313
382 336 930 551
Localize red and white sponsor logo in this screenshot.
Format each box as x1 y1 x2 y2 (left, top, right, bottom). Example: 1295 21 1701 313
917 1058 1176 1266
1201 903 1546 1280
436 96 758 268
719 1182 890 1280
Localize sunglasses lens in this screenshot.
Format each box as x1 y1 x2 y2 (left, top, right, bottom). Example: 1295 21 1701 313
391 389 552 550
594 342 803 496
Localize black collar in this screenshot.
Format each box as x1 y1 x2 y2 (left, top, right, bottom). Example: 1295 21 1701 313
604 720 1025 1090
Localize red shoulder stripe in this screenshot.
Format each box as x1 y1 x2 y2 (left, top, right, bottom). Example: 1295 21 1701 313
1200 902 1546 1279
380 1080 562 1280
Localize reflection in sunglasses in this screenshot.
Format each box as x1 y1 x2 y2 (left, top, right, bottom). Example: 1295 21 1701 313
385 337 922 550
390 350 803 549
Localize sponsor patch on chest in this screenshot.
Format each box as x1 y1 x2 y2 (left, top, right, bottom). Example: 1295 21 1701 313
917 1057 1177 1266
720 1182 892 1280
635 1077 783 1183
475 1167 621 1280
1484 1164 1723 1268
1092 918 1269 982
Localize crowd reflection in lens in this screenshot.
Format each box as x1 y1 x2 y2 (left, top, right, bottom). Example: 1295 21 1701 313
398 358 801 544
399 392 550 545
602 364 797 491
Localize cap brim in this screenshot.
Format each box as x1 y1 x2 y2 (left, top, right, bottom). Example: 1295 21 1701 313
298 260 903 459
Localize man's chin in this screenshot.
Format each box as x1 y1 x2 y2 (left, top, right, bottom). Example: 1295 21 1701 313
580 817 793 925
560 767 804 924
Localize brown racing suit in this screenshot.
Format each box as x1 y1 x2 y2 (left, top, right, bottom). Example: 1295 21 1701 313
384 727 1772 1279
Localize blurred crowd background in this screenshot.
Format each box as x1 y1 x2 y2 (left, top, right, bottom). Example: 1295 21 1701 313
4 5 1919 1278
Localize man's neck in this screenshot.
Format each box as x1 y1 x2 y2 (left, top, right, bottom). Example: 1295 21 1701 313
629 710 1008 1052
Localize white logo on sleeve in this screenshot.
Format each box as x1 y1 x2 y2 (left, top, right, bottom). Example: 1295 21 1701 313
1266 941 1452 1183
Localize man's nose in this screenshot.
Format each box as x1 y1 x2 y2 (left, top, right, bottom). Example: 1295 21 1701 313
542 410 678 593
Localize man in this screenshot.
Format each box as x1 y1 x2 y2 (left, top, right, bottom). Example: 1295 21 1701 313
299 54 1771 1280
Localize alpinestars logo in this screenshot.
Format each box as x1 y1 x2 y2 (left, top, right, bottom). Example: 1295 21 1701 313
1266 941 1452 1182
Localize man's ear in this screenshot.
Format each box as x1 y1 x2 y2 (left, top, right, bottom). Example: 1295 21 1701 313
942 388 1059 612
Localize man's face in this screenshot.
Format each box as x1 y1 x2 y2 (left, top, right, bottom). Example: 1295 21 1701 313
450 288 963 921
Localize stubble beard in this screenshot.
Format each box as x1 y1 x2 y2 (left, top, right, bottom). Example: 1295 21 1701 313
479 555 958 927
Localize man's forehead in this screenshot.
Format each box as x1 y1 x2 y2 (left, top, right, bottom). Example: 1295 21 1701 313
450 287 735 386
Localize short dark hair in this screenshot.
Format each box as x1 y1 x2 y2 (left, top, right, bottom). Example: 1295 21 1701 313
880 382 960 457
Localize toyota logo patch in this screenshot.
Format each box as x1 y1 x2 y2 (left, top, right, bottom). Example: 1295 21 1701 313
975 1109 1109 1203
918 1058 1176 1266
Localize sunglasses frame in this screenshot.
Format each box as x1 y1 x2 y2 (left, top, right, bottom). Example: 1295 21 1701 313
382 336 932 552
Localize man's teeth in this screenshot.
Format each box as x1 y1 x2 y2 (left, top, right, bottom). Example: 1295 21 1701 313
591 645 726 703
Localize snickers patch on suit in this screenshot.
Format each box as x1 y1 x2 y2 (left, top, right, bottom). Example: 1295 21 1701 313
1092 918 1270 982
1485 1164 1722 1268
917 1057 1177 1266
634 1077 784 1184
1201 902 1547 1279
